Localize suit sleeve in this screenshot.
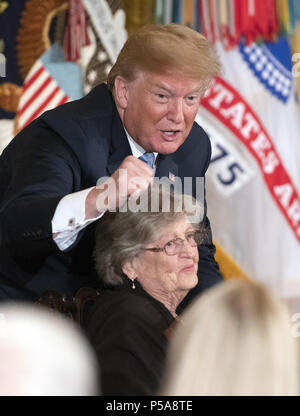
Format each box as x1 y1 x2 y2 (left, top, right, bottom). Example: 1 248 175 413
0 122 82 257
180 128 223 308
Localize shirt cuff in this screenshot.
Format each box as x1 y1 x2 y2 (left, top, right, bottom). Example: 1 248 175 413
51 187 105 250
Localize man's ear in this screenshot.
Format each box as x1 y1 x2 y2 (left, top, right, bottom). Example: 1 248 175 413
114 76 129 110
122 260 136 280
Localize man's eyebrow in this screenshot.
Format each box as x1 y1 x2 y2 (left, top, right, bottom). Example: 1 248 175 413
186 88 202 95
153 84 202 96
153 84 173 94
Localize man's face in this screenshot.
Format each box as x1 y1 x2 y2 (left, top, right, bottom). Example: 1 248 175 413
116 71 203 154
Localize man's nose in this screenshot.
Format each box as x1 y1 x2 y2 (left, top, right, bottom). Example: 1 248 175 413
167 99 184 124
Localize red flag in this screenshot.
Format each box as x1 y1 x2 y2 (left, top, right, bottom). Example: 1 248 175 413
63 0 90 62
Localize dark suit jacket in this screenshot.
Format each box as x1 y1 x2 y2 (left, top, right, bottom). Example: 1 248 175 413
0 83 222 301
84 279 174 396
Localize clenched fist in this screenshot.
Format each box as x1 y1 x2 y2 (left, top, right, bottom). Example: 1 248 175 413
85 156 154 219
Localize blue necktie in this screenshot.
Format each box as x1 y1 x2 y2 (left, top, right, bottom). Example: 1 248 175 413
138 152 155 169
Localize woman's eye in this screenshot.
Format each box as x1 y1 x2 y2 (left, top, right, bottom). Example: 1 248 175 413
165 240 175 248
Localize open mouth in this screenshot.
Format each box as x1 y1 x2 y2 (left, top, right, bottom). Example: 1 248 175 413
161 130 181 140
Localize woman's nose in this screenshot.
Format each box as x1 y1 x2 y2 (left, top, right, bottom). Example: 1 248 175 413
179 239 196 258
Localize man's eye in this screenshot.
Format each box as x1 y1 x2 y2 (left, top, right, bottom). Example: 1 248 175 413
187 96 196 101
157 94 166 99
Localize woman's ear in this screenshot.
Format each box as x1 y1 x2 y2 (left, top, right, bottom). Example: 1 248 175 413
122 260 136 280
114 76 129 110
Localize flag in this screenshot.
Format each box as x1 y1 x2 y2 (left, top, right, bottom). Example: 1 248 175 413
0 0 26 152
83 0 127 93
17 43 83 132
169 172 176 182
63 0 90 62
0 0 85 152
197 37 300 300
182 0 195 28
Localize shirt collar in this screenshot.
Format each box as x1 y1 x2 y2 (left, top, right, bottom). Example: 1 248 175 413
124 128 158 163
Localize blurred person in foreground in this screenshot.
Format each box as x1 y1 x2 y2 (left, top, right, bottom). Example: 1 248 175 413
84 185 204 395
160 279 299 396
0 23 222 303
0 304 99 396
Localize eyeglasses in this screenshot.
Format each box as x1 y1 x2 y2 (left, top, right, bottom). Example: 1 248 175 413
142 230 202 256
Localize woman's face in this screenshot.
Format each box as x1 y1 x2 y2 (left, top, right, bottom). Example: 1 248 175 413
123 217 199 301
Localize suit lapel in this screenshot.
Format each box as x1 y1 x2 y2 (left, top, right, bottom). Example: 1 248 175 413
155 154 179 181
106 107 132 176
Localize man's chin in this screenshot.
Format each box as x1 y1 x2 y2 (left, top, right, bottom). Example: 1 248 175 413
154 138 185 155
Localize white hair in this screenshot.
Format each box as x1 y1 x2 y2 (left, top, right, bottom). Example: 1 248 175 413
0 303 99 396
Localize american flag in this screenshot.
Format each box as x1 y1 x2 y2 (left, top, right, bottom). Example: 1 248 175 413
169 171 176 182
17 60 69 130
17 43 83 132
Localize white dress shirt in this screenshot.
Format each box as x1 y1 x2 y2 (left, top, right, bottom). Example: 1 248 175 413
52 131 157 250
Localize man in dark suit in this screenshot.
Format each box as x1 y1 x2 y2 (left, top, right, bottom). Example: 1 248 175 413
0 23 223 302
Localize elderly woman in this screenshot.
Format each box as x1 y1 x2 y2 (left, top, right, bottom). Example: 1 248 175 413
83 186 204 396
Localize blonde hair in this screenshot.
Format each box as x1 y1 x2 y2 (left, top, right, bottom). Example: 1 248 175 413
160 279 299 396
107 23 221 95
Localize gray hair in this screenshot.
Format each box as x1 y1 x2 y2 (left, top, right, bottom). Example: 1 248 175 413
94 185 204 287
